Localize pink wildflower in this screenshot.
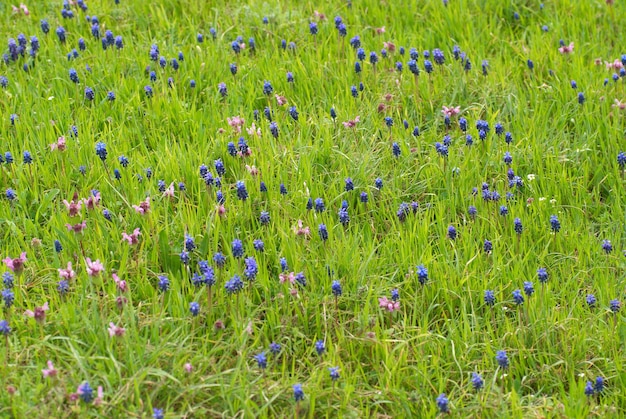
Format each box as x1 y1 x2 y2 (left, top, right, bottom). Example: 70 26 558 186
293 220 311 237
441 106 461 118
121 228 141 245
58 262 76 280
20 3 29 15
374 26 386 35
313 10 326 20
558 42 574 54
613 99 626 110
163 183 175 198
246 122 261 137
63 198 82 217
279 272 296 284
82 191 101 210
383 42 396 53
50 136 66 151
245 165 259 176
112 273 128 292
108 322 125 338
217 205 227 216
65 221 87 233
342 115 361 128
227 116 245 133
132 196 150 215
184 363 193 373
25 302 49 322
378 296 400 313
85 258 104 277
42 361 58 378
3 252 27 273
275 94 287 106
93 386 104 406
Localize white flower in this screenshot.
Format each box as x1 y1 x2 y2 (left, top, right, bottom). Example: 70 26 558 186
527 174 536 181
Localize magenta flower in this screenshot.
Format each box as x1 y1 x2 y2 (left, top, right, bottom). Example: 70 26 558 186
121 228 141 245
83 192 101 210
342 115 361 128
227 116 245 133
184 363 193 373
85 258 104 277
275 94 287 106
3 252 26 274
50 136 66 151
25 302 49 322
42 360 58 378
441 106 461 118
58 262 76 280
108 322 126 337
132 196 150 215
279 272 296 284
112 273 128 292
63 198 83 217
292 220 311 237
558 42 574 54
378 296 400 312
163 183 175 198
66 221 87 233
93 386 104 406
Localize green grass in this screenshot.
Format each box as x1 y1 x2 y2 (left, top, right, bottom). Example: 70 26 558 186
0 0 625 417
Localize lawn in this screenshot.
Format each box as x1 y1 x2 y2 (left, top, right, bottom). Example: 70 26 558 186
0 0 624 417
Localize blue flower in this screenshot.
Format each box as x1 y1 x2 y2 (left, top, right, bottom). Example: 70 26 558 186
610 299 621 313
189 302 200 316
484 290 495 306
157 276 170 292
243 257 258 281
78 381 94 403
584 381 595 397
254 352 267 369
329 367 340 381
416 265 428 285
293 384 305 401
213 252 226 268
315 340 325 355
496 350 509 369
263 80 273 96
471 372 484 390
0 320 10 336
523 281 534 296
236 181 248 201
232 239 244 258
331 280 342 296
319 224 328 241
436 393 449 413
224 275 244 294
153 408 164 419
484 239 492 253
2 289 14 308
269 342 281 355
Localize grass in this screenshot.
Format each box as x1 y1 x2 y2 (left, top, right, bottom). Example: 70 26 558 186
0 0 624 417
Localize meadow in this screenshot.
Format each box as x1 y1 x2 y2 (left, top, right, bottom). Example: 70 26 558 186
0 0 625 417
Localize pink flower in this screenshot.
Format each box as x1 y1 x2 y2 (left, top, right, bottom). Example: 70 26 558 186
227 116 245 133
50 136 66 151
612 99 626 110
63 198 83 217
25 302 49 322
121 228 141 245
245 165 259 176
66 221 87 233
293 220 310 237
85 258 104 277
184 363 193 373
93 386 104 406
108 322 125 338
3 252 26 273
116 296 127 310
441 106 461 118
217 205 227 216
132 196 150 215
58 262 76 280
20 3 29 15
112 273 128 292
246 122 261 137
82 191 101 210
342 116 360 128
383 42 396 53
558 42 574 54
374 26 386 35
42 361 58 378
275 94 287 106
313 10 326 20
279 272 296 284
378 297 400 313
163 183 175 198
